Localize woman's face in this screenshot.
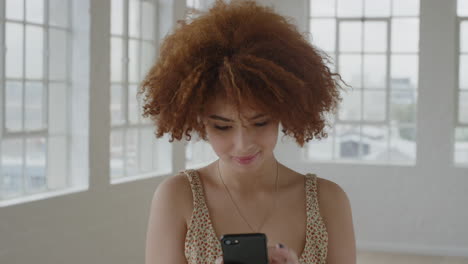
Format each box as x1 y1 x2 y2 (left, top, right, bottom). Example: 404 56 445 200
202 98 280 172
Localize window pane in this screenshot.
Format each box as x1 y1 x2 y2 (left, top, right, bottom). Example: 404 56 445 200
458 0 468 16
187 0 202 9
339 54 362 88
111 85 124 125
142 0 155 40
47 136 68 189
6 23 24 78
6 82 23 131
364 55 386 89
111 37 123 82
337 0 363 17
339 90 362 121
154 135 173 173
126 128 138 176
129 39 140 83
310 19 336 52
111 0 124 35
336 125 362 159
26 25 44 79
307 135 334 160
185 140 217 168
364 0 390 17
49 83 68 134
324 53 336 72
339 21 362 52
49 0 68 27
6 0 24 20
310 0 335 17
141 41 155 80
128 85 139 124
459 92 468 124
391 90 417 124
364 21 387 52
460 55 468 90
139 128 154 173
1 139 24 199
49 29 68 81
392 18 419 53
461 21 468 53
363 91 386 121
455 127 468 164
25 82 44 130
129 0 141 38
389 125 416 163
26 0 44 24
25 137 47 193
393 0 419 16
110 130 124 178
391 55 418 89
361 125 389 162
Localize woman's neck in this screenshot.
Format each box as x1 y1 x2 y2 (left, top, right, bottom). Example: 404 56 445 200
216 156 280 194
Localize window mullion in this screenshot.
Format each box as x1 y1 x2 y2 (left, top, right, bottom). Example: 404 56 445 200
21 0 27 195
44 0 49 132
0 0 5 197
66 0 72 187
359 18 364 159
456 17 462 126
43 0 50 192
123 0 130 177
386 17 391 162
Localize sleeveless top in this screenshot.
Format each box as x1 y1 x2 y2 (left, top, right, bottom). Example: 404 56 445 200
182 169 328 264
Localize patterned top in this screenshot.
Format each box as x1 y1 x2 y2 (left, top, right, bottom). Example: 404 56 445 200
182 169 328 264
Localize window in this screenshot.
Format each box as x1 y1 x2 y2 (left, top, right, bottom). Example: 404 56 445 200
109 0 171 181
0 0 78 202
456 0 468 165
306 0 420 164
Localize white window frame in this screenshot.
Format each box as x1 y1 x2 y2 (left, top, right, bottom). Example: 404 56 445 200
0 0 76 203
305 0 420 165
109 0 174 183
455 10 468 166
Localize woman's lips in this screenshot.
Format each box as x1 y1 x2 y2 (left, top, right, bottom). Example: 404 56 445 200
233 152 259 164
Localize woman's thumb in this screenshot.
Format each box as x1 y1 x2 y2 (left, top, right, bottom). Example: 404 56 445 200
215 256 224 264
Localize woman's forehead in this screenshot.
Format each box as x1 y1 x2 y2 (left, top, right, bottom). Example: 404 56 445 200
205 99 264 119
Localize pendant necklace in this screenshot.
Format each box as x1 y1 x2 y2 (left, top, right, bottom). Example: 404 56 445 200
217 159 279 233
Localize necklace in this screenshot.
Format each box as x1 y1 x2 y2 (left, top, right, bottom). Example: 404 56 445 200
217 159 279 233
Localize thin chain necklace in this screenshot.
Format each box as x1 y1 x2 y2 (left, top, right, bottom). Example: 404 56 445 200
217 159 279 233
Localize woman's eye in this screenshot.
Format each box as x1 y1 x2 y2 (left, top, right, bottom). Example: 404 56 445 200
214 125 231 131
254 121 269 127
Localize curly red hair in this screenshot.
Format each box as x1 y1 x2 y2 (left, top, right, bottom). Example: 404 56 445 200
139 0 343 147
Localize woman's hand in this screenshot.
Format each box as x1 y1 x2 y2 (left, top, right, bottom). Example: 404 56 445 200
215 243 300 264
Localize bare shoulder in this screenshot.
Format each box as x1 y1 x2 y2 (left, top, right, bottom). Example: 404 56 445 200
145 172 194 264
150 172 194 222
315 177 356 264
316 177 350 209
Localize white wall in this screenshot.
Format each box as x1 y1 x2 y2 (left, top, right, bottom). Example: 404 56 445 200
0 0 467 264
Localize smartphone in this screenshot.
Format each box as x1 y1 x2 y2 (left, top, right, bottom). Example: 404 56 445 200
220 233 269 264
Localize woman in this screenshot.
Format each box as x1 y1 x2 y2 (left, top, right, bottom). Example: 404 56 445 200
141 1 356 263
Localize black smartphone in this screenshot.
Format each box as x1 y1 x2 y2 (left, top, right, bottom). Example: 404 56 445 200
220 233 269 264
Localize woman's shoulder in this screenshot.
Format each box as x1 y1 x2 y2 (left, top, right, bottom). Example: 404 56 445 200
151 171 195 222
314 176 352 225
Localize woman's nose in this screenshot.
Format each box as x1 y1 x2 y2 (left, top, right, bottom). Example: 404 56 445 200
234 126 256 152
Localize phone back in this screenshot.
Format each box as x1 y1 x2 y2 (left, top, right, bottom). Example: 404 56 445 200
220 233 269 264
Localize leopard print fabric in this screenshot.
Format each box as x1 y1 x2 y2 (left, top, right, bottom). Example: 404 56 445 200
182 169 328 264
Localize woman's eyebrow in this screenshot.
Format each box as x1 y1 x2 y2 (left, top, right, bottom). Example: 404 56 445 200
208 114 267 122
208 115 233 122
